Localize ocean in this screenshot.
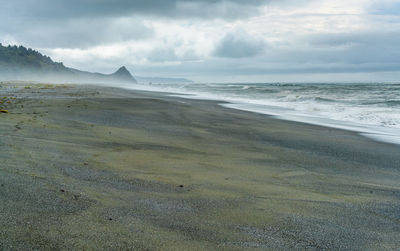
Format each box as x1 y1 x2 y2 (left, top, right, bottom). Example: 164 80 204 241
123 82 400 145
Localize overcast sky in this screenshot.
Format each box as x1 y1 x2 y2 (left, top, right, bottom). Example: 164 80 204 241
1 0 400 82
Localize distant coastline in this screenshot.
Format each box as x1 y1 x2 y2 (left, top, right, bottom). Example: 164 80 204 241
0 44 192 84
135 76 193 84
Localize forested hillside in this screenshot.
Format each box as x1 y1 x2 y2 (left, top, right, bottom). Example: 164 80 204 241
0 44 136 83
0 44 67 73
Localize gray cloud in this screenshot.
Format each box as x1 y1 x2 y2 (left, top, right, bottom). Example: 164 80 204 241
130 58 400 81
0 0 271 49
2 0 269 20
1 0 399 82
46 29 400 79
213 31 266 58
147 46 200 63
132 30 400 77
368 1 400 15
147 47 178 62
299 31 400 64
0 18 153 49
309 31 400 48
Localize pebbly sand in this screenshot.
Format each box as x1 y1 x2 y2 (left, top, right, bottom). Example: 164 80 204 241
0 82 399 250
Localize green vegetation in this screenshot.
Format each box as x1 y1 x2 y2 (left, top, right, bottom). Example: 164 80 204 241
0 43 66 73
0 43 137 83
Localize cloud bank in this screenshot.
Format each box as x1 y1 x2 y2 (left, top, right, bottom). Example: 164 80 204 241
1 0 400 82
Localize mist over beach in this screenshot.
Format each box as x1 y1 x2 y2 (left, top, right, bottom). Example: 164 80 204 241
1 0 400 250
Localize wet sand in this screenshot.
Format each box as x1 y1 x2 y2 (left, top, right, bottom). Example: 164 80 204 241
0 82 399 250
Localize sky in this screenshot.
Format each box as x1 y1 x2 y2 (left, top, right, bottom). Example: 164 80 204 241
1 0 400 82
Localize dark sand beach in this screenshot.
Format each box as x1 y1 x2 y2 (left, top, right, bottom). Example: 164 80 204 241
0 82 399 250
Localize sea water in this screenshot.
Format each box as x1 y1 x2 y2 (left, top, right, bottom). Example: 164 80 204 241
124 82 400 145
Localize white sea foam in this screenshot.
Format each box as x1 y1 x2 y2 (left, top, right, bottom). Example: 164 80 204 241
122 82 400 145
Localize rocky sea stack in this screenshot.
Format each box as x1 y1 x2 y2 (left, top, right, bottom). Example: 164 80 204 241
109 66 137 83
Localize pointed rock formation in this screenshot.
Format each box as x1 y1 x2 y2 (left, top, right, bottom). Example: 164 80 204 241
110 66 137 83
109 66 137 83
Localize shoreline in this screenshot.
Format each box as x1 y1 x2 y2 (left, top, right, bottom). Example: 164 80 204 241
222 103 400 146
1 82 400 249
115 82 400 146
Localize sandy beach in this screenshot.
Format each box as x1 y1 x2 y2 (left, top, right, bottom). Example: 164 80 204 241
0 82 399 250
